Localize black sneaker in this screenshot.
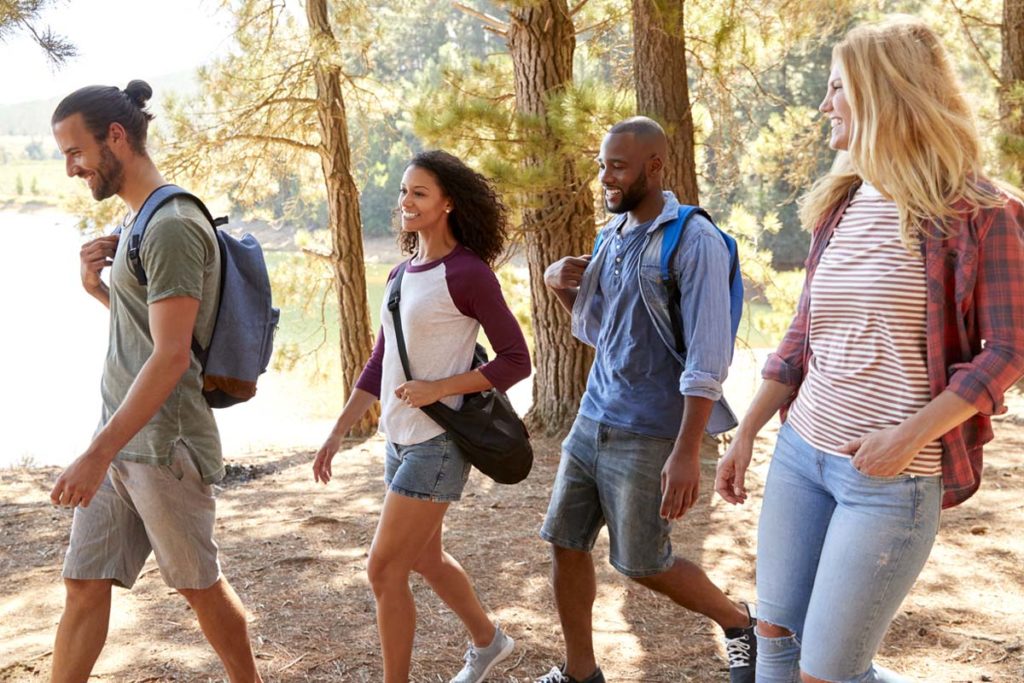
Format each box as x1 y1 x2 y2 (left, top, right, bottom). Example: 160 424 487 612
534 664 606 683
723 603 757 683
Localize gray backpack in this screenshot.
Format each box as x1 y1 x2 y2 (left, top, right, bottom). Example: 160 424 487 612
115 184 280 407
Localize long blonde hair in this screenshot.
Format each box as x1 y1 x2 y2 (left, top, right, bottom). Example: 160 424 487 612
798 16 1006 246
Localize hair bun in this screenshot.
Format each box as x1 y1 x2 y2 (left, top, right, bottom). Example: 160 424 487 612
123 80 153 109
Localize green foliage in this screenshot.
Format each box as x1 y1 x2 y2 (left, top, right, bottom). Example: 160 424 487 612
40 0 1015 360
0 0 76 65
496 264 533 353
23 140 45 161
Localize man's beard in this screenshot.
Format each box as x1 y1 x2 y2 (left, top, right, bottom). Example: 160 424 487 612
605 172 647 214
90 143 125 201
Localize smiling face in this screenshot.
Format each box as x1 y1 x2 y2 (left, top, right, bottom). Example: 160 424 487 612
597 133 654 214
820 63 853 151
52 113 125 201
398 164 451 233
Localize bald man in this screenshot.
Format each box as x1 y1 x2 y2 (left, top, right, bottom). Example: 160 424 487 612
535 117 755 683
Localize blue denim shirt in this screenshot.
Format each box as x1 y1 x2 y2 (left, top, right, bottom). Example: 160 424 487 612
572 192 738 435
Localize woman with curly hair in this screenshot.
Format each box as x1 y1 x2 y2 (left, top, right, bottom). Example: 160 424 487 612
715 16 1024 682
313 150 530 683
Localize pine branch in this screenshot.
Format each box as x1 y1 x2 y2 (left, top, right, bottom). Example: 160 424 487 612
220 133 320 154
452 1 508 35
301 246 333 260
947 0 1000 83
569 0 591 17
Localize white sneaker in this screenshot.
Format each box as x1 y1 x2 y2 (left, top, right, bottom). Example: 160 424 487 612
449 625 515 683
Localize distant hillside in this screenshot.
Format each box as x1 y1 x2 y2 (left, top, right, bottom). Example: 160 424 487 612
0 70 199 137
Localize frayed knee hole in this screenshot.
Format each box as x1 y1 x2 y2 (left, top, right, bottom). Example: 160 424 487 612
756 620 794 638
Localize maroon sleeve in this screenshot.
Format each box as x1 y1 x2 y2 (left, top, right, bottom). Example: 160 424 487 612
354 264 402 398
354 328 385 398
446 251 531 392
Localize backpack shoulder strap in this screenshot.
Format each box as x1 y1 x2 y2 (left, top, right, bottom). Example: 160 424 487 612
661 205 719 354
661 205 713 281
123 184 212 286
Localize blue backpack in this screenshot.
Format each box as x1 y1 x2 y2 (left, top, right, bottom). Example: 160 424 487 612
594 205 743 357
116 184 280 408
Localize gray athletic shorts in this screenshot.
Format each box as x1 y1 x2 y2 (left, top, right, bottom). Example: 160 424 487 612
62 442 221 590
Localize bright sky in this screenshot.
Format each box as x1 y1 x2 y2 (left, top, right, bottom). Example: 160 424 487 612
0 0 233 105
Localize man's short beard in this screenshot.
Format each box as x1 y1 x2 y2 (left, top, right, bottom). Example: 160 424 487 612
605 172 647 214
91 143 125 201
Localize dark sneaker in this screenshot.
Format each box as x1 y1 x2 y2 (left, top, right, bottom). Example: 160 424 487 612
450 625 515 683
534 665 605 683
723 602 757 683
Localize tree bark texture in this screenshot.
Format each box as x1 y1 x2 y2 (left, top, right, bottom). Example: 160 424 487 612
506 0 596 435
306 0 379 435
1002 0 1024 181
632 0 699 204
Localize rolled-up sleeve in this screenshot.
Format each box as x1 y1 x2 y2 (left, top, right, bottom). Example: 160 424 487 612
761 279 811 387
945 203 1024 415
677 223 732 399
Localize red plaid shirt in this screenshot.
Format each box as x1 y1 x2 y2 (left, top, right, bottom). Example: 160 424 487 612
763 182 1024 508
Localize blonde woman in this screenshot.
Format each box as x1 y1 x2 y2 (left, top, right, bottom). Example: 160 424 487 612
715 17 1024 683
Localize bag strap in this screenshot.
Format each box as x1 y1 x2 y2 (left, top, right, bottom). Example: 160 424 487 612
112 184 228 361
113 184 224 287
662 207 699 353
385 261 415 382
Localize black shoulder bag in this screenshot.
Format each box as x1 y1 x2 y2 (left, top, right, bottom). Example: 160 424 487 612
387 262 533 485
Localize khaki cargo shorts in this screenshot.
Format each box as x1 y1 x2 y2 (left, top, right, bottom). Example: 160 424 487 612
62 442 220 590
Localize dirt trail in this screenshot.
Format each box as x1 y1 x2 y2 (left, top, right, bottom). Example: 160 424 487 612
2 410 1023 681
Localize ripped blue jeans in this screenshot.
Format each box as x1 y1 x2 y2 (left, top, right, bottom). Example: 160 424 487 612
755 423 941 682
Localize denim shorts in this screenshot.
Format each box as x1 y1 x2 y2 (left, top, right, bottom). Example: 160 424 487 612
756 422 941 682
540 414 675 577
384 432 472 503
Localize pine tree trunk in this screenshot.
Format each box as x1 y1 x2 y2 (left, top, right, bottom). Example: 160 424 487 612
506 1 595 436
1002 0 1024 182
632 0 699 204
306 0 379 435
633 0 718 459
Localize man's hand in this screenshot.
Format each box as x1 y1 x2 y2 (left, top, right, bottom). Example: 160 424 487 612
50 452 112 508
80 235 118 294
543 255 591 291
660 451 700 520
837 425 921 478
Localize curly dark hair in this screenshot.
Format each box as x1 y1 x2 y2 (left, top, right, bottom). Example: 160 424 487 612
397 150 510 267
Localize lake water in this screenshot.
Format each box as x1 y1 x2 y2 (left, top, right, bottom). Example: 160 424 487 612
0 209 539 469
0 209 344 468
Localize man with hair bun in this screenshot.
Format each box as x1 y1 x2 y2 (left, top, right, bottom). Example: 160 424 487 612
537 116 755 683
49 81 261 683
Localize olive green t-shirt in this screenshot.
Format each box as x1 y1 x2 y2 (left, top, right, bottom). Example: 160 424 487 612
100 196 224 483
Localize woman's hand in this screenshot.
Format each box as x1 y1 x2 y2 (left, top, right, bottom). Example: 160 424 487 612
313 432 343 484
394 380 444 408
715 434 755 504
837 426 921 478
